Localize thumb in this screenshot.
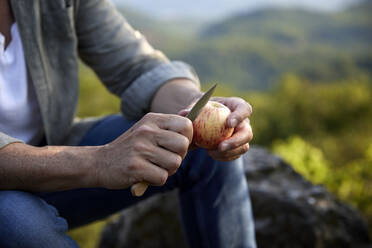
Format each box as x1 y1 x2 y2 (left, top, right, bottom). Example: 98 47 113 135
178 109 197 149
178 109 191 117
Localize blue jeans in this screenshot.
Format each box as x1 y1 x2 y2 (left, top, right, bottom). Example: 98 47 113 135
0 115 256 248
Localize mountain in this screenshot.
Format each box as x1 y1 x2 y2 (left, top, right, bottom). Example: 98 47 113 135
117 1 372 90
118 7 202 37
112 0 361 20
201 4 372 50
170 1 372 90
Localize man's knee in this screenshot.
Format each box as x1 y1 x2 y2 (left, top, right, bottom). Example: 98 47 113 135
0 191 75 248
178 148 245 189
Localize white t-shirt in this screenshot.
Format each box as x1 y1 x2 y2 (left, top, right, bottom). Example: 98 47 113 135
0 23 42 145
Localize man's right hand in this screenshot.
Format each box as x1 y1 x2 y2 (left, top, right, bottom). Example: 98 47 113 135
95 113 193 189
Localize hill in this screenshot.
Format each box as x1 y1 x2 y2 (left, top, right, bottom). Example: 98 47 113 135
118 1 371 90
185 2 371 89
112 0 360 20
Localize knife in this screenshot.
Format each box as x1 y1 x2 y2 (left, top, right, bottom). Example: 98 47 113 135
131 84 218 197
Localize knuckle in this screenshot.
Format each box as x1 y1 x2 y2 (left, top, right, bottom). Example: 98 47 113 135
176 136 190 156
133 141 147 152
234 97 247 106
132 174 143 184
172 155 182 169
163 114 176 124
234 115 243 123
231 141 240 149
144 112 165 123
142 113 152 121
159 172 168 186
144 112 157 119
135 124 155 136
127 160 140 173
184 118 193 131
181 135 190 149
178 117 193 136
234 97 252 114
242 143 250 153
247 131 254 142
167 155 182 176
247 103 253 114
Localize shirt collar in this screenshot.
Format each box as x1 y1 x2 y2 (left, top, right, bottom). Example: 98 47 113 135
0 23 17 55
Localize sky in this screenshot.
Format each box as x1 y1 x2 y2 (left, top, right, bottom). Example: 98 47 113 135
111 0 362 20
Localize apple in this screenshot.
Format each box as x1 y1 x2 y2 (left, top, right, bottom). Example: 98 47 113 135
192 101 234 150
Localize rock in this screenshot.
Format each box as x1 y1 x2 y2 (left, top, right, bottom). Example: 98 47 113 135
99 146 371 248
99 190 186 248
243 148 371 248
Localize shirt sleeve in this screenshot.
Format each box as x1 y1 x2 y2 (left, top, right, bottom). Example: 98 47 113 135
0 132 23 149
76 0 200 120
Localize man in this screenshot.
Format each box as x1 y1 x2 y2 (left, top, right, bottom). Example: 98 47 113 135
0 0 256 247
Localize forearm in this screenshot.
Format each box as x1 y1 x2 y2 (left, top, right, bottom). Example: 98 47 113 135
151 79 202 114
0 142 99 192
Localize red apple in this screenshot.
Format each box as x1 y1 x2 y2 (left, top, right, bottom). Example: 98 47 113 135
192 101 234 150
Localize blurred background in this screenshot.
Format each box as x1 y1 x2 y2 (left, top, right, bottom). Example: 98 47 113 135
71 0 372 246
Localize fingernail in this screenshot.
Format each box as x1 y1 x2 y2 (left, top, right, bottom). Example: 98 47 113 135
220 143 229 152
178 109 191 116
229 118 238 128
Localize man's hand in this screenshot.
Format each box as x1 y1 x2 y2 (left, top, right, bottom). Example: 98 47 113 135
95 113 193 189
208 97 253 161
179 97 253 161
151 79 253 161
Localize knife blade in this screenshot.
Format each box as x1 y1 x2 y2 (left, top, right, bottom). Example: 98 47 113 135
131 84 217 197
186 83 217 121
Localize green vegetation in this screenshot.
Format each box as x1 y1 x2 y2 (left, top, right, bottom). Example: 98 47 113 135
69 1 372 247
68 221 107 248
206 76 372 236
71 68 372 248
145 1 372 90
260 79 372 230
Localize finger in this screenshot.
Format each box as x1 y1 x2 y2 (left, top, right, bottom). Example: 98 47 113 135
134 159 169 186
228 101 253 128
177 109 190 117
146 146 182 176
208 143 250 160
155 129 190 159
152 113 193 143
212 97 253 128
223 155 242 162
218 119 253 152
207 152 242 162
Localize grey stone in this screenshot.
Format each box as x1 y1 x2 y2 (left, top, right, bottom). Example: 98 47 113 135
99 146 371 248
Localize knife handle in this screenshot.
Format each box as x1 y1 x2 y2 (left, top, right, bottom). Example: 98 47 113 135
131 182 149 197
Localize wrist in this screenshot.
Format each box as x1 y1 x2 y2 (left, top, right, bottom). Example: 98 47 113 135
80 145 105 188
151 79 202 114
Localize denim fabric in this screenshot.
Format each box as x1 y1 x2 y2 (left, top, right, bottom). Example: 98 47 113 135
0 115 256 248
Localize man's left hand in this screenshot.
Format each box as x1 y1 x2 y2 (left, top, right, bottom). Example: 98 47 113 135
179 96 253 161
207 97 253 161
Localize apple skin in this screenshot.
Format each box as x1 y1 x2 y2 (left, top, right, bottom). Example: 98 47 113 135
192 101 234 150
